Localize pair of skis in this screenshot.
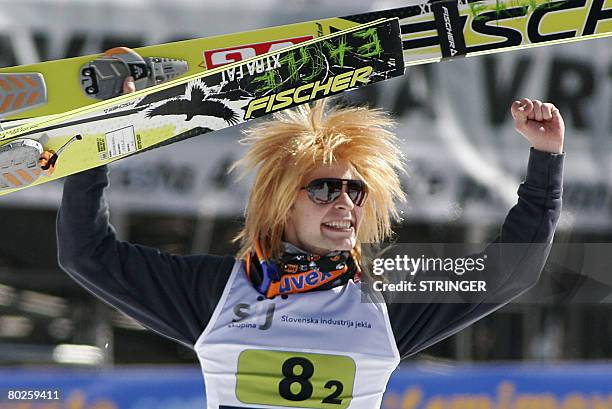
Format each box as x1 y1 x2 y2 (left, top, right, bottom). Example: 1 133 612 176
0 0 610 195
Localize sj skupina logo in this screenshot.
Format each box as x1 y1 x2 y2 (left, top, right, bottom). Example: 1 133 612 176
231 302 276 330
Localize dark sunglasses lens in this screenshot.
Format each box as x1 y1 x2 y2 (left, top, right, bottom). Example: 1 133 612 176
347 180 367 206
307 179 343 204
306 179 367 206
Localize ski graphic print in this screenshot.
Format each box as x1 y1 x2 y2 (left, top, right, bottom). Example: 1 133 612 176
347 0 611 62
0 19 404 194
0 0 609 120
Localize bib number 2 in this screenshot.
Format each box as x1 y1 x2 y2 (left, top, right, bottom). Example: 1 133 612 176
236 350 356 408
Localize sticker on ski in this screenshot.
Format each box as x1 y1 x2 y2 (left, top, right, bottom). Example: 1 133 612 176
202 36 314 69
105 126 137 159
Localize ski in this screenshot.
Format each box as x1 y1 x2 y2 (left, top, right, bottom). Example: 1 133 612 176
0 0 610 120
0 18 405 195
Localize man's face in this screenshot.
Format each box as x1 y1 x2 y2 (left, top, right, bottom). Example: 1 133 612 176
284 162 365 255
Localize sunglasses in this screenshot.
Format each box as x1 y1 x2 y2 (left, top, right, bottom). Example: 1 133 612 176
301 178 368 207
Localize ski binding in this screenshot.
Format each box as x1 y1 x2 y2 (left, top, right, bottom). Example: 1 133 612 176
79 47 188 100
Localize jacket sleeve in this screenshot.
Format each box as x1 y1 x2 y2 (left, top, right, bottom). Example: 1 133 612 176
56 166 236 348
387 148 564 359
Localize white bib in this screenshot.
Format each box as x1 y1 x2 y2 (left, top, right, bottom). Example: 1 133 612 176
195 260 400 409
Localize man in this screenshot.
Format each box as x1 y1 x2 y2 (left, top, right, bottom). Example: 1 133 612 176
57 78 564 408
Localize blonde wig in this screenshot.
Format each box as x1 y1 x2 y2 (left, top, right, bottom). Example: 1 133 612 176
231 98 406 268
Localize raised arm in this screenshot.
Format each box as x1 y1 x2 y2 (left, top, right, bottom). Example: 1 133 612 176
57 166 236 348
387 98 564 359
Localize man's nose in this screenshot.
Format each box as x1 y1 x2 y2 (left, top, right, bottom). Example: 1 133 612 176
334 190 354 210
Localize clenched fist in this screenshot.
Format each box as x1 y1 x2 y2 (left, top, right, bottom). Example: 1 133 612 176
511 98 565 154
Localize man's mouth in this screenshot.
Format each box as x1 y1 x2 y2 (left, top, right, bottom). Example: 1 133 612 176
322 220 354 231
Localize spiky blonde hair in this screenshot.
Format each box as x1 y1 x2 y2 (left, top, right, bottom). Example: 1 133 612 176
231 98 406 265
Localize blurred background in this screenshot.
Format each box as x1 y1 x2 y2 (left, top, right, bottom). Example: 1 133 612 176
0 0 611 407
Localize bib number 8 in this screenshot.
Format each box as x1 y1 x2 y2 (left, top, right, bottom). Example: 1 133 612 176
279 357 314 401
236 350 355 409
